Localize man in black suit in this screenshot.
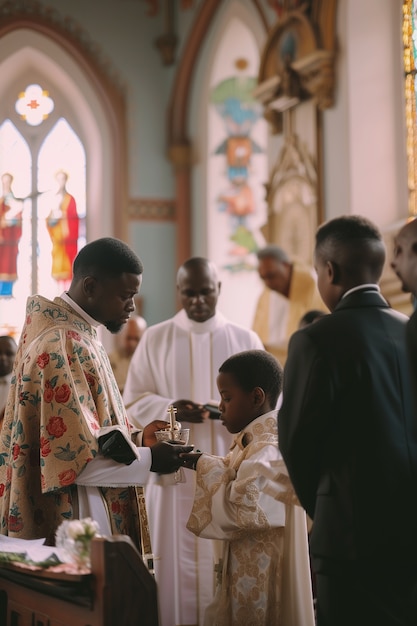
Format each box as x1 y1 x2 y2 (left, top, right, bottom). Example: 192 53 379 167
278 215 417 626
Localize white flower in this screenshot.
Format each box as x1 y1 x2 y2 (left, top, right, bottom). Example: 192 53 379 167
55 518 101 568
66 520 85 540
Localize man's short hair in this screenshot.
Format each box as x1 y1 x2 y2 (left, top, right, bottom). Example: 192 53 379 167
73 238 143 279
256 245 290 264
316 215 382 248
315 215 385 282
219 349 283 407
176 257 219 284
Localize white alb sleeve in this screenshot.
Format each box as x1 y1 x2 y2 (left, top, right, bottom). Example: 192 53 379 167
75 449 152 487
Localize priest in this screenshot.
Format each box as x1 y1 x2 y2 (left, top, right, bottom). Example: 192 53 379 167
252 244 326 364
0 238 192 549
123 257 264 626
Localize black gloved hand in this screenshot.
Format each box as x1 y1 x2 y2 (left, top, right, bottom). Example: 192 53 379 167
150 441 194 474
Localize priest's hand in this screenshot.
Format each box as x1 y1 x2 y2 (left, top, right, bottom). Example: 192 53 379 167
150 441 194 474
172 399 210 424
143 420 172 446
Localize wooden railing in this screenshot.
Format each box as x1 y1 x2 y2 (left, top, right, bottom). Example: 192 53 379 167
0 535 159 626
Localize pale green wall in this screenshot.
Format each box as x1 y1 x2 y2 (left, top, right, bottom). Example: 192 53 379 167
47 0 178 196
130 221 177 324
21 0 409 325
44 0 195 324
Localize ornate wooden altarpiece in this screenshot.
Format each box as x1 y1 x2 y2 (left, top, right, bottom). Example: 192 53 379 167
253 0 337 264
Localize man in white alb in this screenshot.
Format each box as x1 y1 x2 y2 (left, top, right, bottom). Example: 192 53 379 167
123 257 264 626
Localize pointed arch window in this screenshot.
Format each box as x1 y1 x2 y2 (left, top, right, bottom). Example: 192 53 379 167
205 15 269 329
0 83 86 338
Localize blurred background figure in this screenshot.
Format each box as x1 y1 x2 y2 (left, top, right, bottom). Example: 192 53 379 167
0 335 17 423
298 309 328 330
108 316 147 394
0 173 23 297
252 245 326 364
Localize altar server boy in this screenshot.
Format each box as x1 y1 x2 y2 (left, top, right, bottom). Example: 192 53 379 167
181 349 314 626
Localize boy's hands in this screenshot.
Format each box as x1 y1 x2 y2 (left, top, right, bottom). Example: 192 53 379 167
179 452 203 470
150 441 194 474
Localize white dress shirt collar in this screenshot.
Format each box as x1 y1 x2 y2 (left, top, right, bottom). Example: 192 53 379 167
60 292 101 328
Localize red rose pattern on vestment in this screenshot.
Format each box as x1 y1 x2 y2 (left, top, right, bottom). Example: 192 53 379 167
0 295 142 546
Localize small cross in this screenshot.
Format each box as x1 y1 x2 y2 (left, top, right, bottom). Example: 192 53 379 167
167 404 177 431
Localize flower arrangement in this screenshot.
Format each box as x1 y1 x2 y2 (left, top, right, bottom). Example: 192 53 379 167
55 517 100 570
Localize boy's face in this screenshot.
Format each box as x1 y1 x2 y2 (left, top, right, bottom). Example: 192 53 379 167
216 372 257 434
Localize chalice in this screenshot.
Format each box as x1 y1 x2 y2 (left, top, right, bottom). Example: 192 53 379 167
154 406 191 482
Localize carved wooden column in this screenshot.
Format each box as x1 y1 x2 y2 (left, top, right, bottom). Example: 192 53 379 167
254 0 338 259
168 142 193 267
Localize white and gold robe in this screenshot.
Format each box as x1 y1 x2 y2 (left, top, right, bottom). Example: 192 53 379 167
187 412 315 626
123 309 264 626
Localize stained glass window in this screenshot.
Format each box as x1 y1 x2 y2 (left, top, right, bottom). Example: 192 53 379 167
206 18 269 329
403 0 417 216
15 84 54 127
0 86 86 338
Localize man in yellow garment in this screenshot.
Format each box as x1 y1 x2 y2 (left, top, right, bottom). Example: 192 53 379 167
252 244 326 364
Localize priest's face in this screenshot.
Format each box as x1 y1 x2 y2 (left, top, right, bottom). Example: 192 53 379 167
257 256 291 297
178 264 220 323
85 272 141 333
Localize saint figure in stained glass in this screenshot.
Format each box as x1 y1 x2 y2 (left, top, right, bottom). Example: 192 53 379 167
46 170 79 288
0 173 23 297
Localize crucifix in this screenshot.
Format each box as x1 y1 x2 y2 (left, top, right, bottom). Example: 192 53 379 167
167 404 179 439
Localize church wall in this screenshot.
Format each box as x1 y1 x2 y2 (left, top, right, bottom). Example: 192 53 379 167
45 0 176 197
130 221 177 324
40 0 187 326
45 0 411 324
323 0 407 229
1 0 409 328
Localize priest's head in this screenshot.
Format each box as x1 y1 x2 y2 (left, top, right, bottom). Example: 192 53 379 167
177 257 221 323
256 245 292 298
68 237 143 333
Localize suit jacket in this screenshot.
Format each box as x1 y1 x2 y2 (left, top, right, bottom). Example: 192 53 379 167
278 288 417 563
407 309 417 413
